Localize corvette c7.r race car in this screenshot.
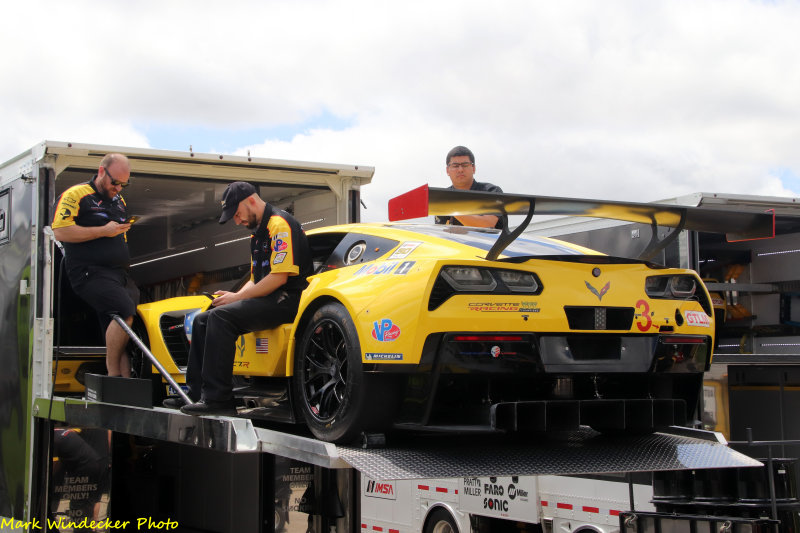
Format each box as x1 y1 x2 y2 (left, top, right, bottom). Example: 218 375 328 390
133 186 774 444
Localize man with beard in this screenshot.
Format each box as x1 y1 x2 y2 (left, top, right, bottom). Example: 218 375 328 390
52 153 139 377
168 182 312 415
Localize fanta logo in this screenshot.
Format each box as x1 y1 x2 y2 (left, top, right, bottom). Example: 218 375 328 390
372 319 400 341
685 310 710 327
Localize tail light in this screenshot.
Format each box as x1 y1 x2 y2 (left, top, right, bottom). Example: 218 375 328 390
645 274 712 315
429 266 542 310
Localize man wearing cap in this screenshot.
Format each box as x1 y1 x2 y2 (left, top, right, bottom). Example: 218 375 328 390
169 181 313 415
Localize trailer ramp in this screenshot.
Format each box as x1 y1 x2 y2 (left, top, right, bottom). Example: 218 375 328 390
42 399 759 480
336 426 762 480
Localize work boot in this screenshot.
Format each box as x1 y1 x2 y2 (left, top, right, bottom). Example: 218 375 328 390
181 398 237 417
162 397 187 409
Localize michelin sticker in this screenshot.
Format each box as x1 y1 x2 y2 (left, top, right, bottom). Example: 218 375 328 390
365 353 403 361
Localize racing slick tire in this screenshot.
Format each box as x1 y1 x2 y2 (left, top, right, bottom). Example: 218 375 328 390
292 302 388 444
424 508 458 533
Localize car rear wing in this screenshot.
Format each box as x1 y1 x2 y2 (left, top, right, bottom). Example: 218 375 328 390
388 185 776 261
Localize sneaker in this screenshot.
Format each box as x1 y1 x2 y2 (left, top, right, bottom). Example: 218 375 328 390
180 399 237 417
162 397 187 409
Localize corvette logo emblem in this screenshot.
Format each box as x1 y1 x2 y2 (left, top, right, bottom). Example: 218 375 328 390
585 281 610 301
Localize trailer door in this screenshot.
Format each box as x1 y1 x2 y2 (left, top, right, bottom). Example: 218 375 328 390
0 173 36 519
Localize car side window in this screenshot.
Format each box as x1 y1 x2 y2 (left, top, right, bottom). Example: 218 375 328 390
309 232 399 273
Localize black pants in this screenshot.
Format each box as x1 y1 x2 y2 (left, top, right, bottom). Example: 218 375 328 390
69 265 139 332
186 290 300 402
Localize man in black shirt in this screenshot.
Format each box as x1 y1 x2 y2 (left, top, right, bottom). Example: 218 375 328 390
52 153 138 377
174 182 313 416
435 145 504 229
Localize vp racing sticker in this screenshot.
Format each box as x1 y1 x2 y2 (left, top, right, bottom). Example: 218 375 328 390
372 319 400 341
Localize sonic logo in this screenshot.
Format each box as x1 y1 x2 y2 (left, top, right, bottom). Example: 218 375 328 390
372 319 400 342
585 281 610 301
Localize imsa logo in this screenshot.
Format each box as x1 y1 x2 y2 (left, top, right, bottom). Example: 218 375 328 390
365 478 396 500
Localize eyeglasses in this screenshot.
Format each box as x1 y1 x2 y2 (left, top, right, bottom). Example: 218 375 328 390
448 162 474 170
104 166 130 188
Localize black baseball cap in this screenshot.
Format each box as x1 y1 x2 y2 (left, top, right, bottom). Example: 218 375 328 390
219 181 257 224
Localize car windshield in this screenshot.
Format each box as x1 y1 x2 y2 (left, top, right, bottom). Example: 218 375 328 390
389 224 594 257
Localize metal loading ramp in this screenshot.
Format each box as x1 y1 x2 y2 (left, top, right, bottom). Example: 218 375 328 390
336 427 762 480
47 399 760 480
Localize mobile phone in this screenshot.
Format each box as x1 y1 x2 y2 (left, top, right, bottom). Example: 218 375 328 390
125 215 140 224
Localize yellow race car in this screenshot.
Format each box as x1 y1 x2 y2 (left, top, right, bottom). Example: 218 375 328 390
133 186 774 443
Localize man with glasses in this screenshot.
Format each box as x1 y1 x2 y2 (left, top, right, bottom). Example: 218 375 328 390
435 145 504 229
52 153 139 377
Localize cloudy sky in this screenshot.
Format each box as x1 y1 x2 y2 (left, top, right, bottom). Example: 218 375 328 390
2 0 799 222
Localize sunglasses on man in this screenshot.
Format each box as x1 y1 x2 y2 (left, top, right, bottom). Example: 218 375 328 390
104 166 130 188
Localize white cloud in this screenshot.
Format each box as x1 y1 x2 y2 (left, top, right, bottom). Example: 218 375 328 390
3 0 800 219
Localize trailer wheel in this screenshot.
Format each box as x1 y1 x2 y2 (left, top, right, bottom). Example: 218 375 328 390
292 302 375 443
424 508 458 533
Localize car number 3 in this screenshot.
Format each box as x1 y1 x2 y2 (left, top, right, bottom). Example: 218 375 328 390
635 299 653 331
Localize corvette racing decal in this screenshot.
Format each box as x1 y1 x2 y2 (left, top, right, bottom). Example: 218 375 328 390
468 302 540 313
684 310 711 327
372 319 401 341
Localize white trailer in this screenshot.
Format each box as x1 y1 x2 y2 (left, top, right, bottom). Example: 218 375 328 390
360 473 656 533
353 427 777 533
